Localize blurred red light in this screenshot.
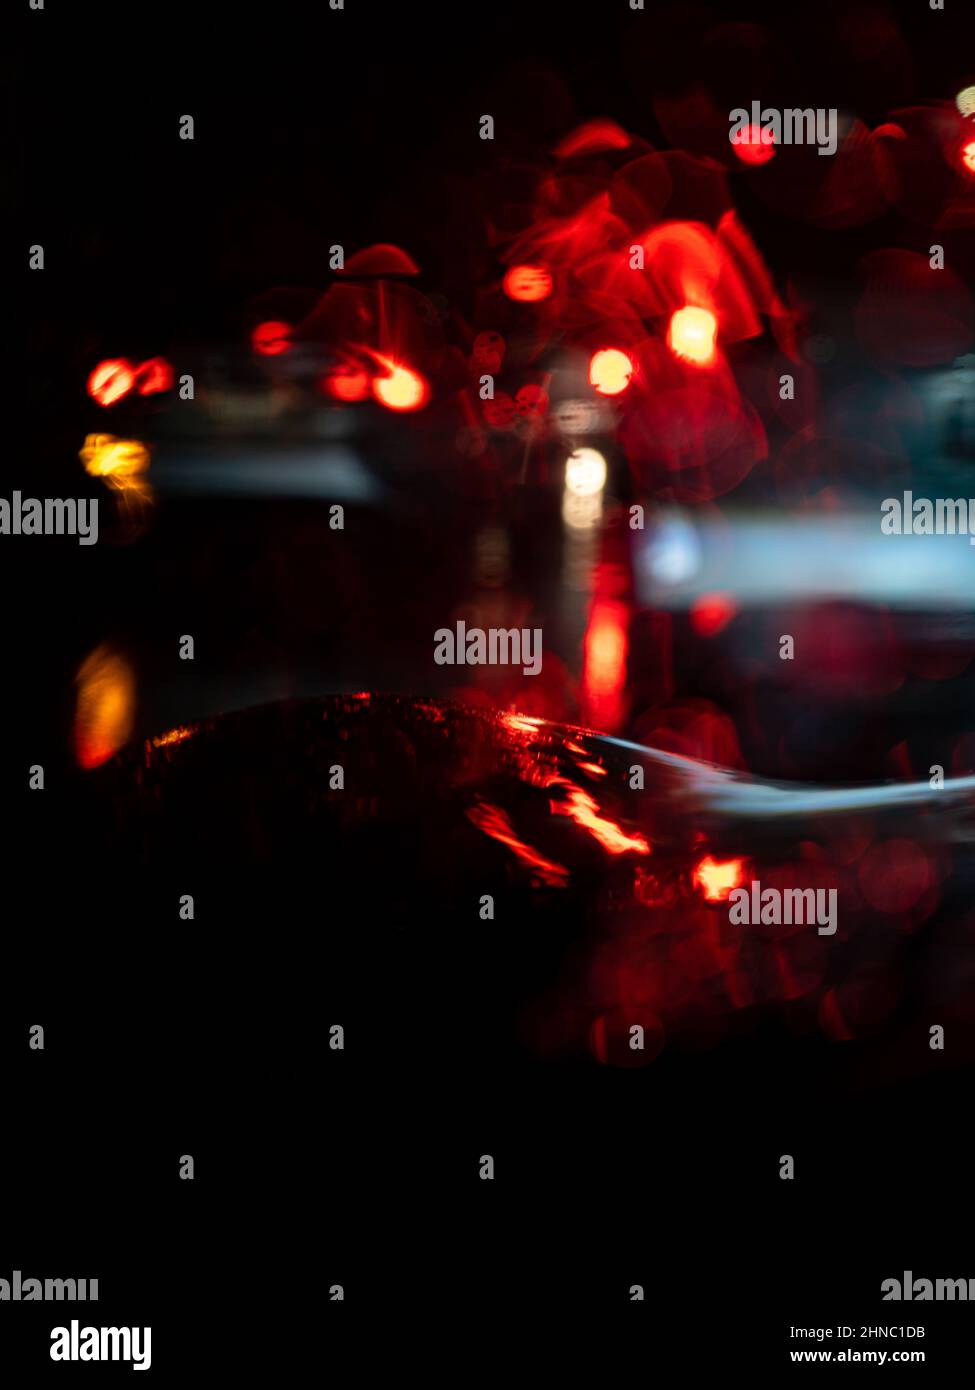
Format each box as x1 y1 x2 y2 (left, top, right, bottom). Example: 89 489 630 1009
581 599 628 732
589 348 633 396
134 357 174 396
668 306 717 365
732 124 775 166
962 140 975 174
87 359 136 407
251 321 292 356
690 592 738 637
503 265 553 303
325 365 370 401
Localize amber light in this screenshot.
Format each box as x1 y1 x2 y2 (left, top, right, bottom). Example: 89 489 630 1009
503 265 553 303
668 306 718 365
962 140 975 175
694 855 747 902
79 433 150 483
74 646 136 770
589 348 634 396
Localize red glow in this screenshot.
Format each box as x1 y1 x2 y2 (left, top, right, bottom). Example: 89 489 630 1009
482 392 517 428
341 243 420 276
962 140 975 175
466 801 568 887
501 713 542 735
251 321 292 356
87 359 136 407
503 265 553 303
554 119 631 159
690 592 738 637
668 306 717 365
324 365 370 401
581 599 628 732
732 124 775 166
590 1008 665 1067
371 358 428 411
589 348 634 396
134 357 173 396
694 855 747 902
857 839 933 914
551 785 650 857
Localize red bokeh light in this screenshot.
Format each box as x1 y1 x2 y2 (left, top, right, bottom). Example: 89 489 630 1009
251 321 292 356
962 139 975 175
589 347 634 396
732 124 776 166
87 359 136 407
581 599 628 732
690 592 738 636
503 265 553 303
134 357 174 396
324 365 370 401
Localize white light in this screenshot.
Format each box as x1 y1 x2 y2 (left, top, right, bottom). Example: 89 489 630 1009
644 512 701 586
562 491 603 530
565 447 607 497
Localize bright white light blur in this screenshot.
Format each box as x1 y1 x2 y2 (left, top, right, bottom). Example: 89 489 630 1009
565 447 607 497
644 511 702 586
956 86 975 118
562 491 603 530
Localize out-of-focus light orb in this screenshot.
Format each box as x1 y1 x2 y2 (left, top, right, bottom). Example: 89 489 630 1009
562 491 602 530
503 265 553 303
956 86 975 118
565 447 607 496
644 511 700 586
589 348 634 396
690 591 738 637
372 363 428 411
74 645 136 770
668 306 717 365
251 320 292 356
962 139 975 174
731 123 776 166
88 359 136 407
694 854 747 902
135 357 174 395
79 433 150 482
325 365 370 401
